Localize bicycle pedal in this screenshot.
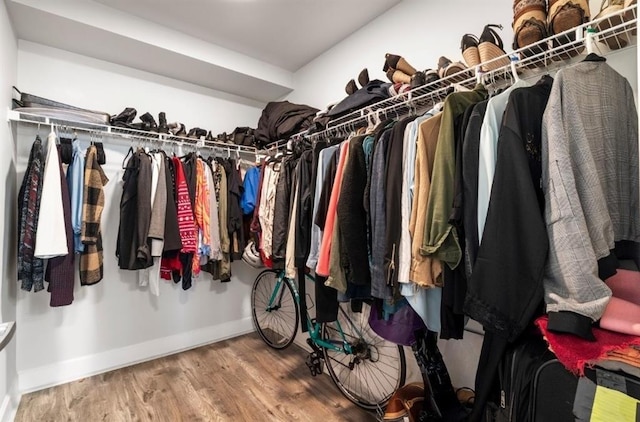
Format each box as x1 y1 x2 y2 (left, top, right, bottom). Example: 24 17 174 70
305 352 324 377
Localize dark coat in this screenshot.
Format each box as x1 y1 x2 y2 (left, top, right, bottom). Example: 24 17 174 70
337 136 371 286
117 151 153 270
464 78 552 342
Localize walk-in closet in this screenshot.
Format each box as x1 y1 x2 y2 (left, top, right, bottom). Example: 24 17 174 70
0 0 639 421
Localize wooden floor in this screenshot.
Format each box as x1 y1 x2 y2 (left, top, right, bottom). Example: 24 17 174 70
16 333 376 422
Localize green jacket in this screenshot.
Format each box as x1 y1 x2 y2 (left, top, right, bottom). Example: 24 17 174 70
420 85 488 269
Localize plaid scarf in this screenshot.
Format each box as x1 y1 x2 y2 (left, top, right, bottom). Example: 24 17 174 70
80 145 109 285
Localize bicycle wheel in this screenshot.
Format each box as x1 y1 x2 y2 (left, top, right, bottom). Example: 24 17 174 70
251 270 299 350
321 302 406 410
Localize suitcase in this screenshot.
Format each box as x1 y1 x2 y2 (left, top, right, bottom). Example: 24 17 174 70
12 86 111 125
488 332 578 422
529 359 579 422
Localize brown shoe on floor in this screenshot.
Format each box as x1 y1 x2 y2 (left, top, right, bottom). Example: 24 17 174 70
383 382 424 421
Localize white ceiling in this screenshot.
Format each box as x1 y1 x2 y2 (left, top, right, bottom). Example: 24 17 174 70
93 0 402 71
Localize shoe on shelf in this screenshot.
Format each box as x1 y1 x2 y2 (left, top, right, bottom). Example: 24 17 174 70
139 112 158 132
548 0 590 58
187 128 207 139
110 107 137 126
345 79 358 95
206 131 215 141
358 68 370 87
594 0 630 49
478 24 511 71
384 53 418 76
168 122 186 136
158 112 169 134
410 71 427 89
386 68 412 84
512 0 548 58
437 56 468 79
461 33 482 67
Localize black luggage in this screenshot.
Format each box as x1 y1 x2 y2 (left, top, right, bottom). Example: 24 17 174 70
487 331 578 422
529 359 579 422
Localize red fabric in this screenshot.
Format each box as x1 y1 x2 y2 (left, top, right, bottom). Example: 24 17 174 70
173 157 197 253
536 316 640 375
316 141 349 276
160 253 181 280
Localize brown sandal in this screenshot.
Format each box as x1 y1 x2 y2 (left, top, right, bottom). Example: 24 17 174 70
478 24 511 71
461 34 481 67
513 0 548 58
437 56 468 79
594 0 630 49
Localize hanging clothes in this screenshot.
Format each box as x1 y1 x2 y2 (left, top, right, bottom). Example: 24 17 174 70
542 61 640 339
79 145 109 285
67 138 85 254
117 150 153 270
18 136 45 292
34 131 68 259
272 155 298 268
140 152 167 295
420 85 488 270
336 136 370 286
46 146 75 306
466 77 553 341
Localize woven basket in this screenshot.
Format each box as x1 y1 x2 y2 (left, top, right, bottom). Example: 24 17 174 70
479 42 510 71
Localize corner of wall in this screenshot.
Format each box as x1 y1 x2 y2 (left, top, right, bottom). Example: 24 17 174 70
1 0 21 418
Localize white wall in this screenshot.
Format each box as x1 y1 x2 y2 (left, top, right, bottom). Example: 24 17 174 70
0 0 19 419
288 0 515 108
287 0 638 390
14 41 264 393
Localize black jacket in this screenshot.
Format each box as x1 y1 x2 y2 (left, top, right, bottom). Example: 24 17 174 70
464 77 553 342
383 118 414 289
337 136 371 285
294 150 314 267
272 155 298 267
117 151 153 270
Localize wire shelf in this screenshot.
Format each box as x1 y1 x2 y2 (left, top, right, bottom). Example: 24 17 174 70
7 109 260 156
305 3 637 140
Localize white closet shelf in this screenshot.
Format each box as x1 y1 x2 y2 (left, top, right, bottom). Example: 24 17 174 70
309 4 638 139
7 109 259 155
0 321 15 353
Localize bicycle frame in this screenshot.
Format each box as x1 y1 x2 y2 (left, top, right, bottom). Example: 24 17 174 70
265 271 354 355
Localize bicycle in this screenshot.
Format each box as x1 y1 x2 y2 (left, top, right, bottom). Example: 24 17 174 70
251 269 407 411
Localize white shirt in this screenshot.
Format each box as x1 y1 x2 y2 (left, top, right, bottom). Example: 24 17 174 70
34 131 68 258
477 79 529 242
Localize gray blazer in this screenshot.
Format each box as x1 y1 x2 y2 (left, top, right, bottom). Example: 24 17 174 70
542 61 640 322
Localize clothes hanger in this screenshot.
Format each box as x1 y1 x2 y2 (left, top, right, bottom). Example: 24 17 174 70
122 146 134 169
583 27 606 62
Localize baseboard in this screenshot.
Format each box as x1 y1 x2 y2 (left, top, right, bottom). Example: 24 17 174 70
19 317 254 394
0 378 20 422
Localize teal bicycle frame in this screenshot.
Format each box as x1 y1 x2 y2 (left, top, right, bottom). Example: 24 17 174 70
266 271 355 355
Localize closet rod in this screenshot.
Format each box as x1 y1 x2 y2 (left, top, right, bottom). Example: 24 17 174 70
7 109 260 156
296 4 636 141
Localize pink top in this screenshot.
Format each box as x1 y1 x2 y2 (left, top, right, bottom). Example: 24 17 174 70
316 141 350 277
